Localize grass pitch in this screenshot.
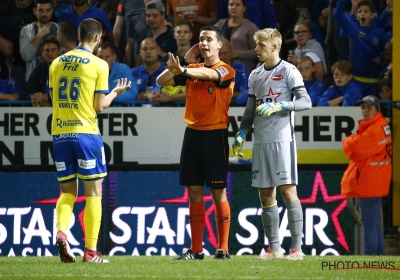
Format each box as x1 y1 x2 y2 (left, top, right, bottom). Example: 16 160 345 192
0 255 399 279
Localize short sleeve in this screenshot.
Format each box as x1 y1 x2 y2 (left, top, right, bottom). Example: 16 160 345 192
95 60 110 93
215 64 235 81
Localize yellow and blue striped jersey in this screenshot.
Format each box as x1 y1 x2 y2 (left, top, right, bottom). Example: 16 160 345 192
50 47 109 135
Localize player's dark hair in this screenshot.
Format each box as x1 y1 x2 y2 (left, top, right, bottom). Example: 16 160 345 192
200 25 225 42
58 21 78 42
78 18 102 43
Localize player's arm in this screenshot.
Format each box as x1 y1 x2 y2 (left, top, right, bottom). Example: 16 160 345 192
94 78 131 112
232 95 256 158
291 86 312 111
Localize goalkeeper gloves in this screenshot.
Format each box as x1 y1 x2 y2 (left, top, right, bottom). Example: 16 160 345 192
256 101 290 117
232 130 246 158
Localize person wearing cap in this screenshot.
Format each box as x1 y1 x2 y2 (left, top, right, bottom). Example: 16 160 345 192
341 95 392 255
136 1 176 61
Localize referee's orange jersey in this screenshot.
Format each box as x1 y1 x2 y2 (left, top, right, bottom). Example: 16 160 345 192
184 61 235 130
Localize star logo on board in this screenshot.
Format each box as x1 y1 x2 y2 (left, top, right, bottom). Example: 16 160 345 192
263 87 281 102
300 171 349 251
158 189 218 249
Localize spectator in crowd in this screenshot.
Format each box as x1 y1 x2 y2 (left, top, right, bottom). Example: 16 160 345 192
299 7 326 52
324 0 350 69
27 35 61 107
57 0 114 43
97 42 138 105
113 0 145 53
378 0 392 31
3 0 36 99
217 0 276 30
57 21 78 53
20 0 58 85
51 18 131 264
377 78 392 118
341 95 391 255
157 25 235 261
52 0 73 19
166 0 217 44
218 39 248 106
378 0 392 45
0 16 13 80
214 0 258 72
132 38 165 103
172 19 192 59
88 0 119 23
137 1 176 61
152 19 192 107
0 66 19 101
124 0 174 67
296 56 326 106
287 21 327 79
377 78 392 101
379 41 392 80
318 60 362 106
335 0 384 97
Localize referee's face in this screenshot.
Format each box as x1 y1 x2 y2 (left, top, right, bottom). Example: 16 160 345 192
198 30 221 59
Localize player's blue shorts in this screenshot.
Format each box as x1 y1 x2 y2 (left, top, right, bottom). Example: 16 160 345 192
52 133 107 182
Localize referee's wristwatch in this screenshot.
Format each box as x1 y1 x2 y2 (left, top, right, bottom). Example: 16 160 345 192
182 66 187 75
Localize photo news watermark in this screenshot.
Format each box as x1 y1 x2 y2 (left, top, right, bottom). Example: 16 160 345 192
322 261 400 270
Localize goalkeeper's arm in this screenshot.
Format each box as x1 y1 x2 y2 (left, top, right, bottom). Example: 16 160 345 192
232 95 256 158
239 94 257 133
291 86 312 111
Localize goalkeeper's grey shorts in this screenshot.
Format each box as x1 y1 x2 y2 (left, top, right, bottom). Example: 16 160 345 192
251 141 298 188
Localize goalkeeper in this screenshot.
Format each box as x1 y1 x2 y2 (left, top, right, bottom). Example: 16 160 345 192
233 28 311 260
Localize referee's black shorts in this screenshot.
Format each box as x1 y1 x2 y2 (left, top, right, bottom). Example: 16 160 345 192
179 127 229 189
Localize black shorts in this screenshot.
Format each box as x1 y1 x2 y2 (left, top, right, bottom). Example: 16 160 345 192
179 127 229 189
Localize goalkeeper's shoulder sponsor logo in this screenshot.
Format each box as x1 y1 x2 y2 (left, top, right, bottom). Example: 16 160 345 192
56 118 84 128
78 159 96 169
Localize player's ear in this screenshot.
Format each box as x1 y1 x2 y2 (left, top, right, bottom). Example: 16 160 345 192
94 33 100 43
218 40 223 50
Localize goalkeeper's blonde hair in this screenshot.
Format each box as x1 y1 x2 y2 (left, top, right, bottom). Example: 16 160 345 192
253 28 282 49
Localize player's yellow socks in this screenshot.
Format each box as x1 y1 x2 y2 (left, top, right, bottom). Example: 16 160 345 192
84 196 102 249
215 200 231 253
189 200 205 253
56 193 76 232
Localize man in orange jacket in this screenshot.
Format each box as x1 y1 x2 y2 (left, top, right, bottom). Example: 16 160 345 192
341 95 392 255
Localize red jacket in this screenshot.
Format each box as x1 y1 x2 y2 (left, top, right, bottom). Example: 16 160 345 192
341 112 392 198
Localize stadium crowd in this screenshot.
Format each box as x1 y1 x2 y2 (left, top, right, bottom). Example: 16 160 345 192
0 0 393 109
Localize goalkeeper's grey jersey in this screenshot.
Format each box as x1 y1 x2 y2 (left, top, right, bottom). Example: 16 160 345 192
249 60 309 144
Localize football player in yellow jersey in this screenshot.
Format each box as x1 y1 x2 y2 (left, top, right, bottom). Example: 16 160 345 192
49 18 131 263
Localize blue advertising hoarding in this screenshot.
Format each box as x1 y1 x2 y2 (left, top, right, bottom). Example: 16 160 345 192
0 170 354 257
